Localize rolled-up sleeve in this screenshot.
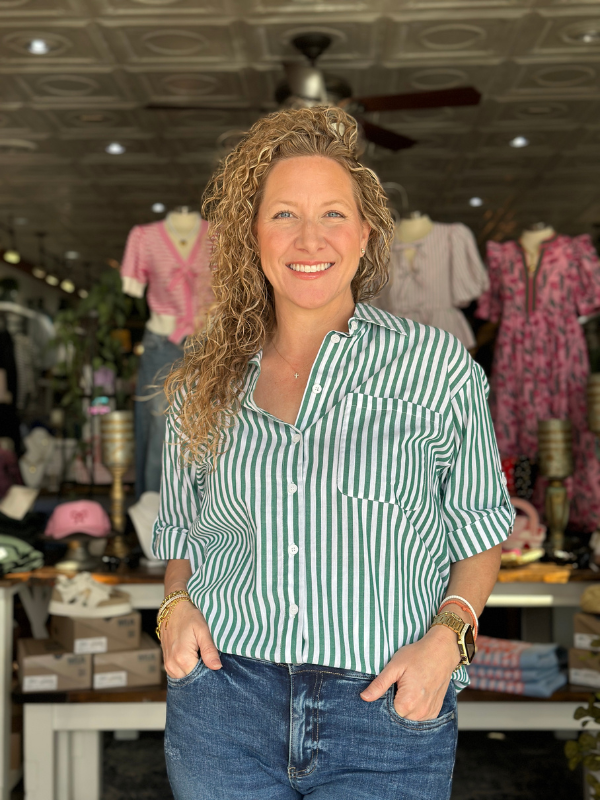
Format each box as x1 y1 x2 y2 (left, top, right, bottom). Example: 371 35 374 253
442 361 515 562
152 411 200 560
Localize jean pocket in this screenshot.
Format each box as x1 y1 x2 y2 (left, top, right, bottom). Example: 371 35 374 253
337 393 441 509
386 682 456 731
166 657 206 688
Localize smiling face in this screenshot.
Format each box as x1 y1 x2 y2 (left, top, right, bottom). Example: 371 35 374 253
255 155 370 315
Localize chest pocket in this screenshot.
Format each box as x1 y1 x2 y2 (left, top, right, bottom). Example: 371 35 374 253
337 393 441 508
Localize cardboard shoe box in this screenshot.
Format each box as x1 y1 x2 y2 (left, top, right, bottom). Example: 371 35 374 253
573 613 600 651
50 611 141 655
18 639 92 692
92 633 161 689
569 648 600 689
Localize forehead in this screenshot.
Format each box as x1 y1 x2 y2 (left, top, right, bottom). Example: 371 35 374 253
263 156 355 197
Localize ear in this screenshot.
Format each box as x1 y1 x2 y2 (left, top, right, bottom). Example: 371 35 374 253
360 220 371 252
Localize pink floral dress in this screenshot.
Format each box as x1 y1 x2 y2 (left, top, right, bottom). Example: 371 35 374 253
476 234 600 531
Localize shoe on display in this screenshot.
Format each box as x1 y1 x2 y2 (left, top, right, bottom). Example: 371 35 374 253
49 571 132 618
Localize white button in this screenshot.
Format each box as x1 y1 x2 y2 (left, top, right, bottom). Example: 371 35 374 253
289 603 299 616
312 384 322 394
501 475 508 486
288 483 297 494
289 544 299 555
331 334 340 343
292 434 301 444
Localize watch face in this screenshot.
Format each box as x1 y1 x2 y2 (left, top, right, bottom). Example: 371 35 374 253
464 627 476 661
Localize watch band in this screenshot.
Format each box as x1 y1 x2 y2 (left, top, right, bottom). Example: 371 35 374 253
431 610 476 666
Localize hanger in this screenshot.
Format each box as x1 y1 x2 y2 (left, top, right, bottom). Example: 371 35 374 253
171 206 198 215
381 183 409 218
525 221 549 232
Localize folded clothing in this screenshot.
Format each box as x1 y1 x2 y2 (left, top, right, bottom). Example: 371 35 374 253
0 534 43 575
473 635 559 670
468 664 559 683
467 669 567 698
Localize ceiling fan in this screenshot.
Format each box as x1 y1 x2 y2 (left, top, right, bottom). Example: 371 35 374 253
146 32 481 152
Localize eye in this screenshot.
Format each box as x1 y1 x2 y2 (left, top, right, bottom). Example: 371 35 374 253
273 210 293 219
325 211 344 218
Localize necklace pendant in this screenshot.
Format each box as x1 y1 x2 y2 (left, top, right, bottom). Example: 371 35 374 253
179 239 187 246
294 372 299 379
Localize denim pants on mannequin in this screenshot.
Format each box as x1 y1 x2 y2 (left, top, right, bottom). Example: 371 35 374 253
134 329 183 498
164 652 458 800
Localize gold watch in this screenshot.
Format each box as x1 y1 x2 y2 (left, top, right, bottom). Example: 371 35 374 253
431 611 476 666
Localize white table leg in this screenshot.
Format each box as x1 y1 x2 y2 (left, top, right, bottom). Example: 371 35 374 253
56 732 70 800
0 586 17 800
24 704 55 800
71 731 102 800
17 584 51 640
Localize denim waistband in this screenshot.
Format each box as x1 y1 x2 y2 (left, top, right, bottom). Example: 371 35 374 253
223 651 375 679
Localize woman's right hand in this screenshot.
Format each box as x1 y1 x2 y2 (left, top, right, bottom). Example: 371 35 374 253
160 600 222 678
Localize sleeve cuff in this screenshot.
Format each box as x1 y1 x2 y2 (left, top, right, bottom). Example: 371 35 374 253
121 276 146 298
152 523 190 560
446 504 515 563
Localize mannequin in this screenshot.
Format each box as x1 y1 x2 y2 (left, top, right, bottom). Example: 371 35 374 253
477 226 600 531
395 212 434 266
372 211 488 349
120 207 213 497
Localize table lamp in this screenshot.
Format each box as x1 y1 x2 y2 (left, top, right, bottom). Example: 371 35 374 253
537 419 573 556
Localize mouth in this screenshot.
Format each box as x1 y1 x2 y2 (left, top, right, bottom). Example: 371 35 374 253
286 262 334 273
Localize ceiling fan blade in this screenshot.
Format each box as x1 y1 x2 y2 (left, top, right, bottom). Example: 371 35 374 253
144 104 263 111
354 87 481 113
359 119 417 151
283 62 328 104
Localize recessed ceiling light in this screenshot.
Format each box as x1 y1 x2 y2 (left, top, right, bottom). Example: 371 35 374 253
14 217 28 226
510 136 529 148
65 250 79 260
574 30 600 44
45 274 59 286
32 267 46 279
469 197 483 207
152 203 166 213
3 249 20 264
27 39 50 55
106 142 125 155
60 279 76 293
78 288 88 299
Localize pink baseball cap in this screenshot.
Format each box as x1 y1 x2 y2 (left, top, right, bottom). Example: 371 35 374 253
45 500 112 539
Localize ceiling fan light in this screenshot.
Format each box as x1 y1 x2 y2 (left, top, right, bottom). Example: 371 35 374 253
152 203 166 213
510 135 529 148
469 197 483 207
3 249 20 264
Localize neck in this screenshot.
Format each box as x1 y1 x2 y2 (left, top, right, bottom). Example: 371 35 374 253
166 211 201 235
519 226 555 252
396 215 433 243
269 292 356 360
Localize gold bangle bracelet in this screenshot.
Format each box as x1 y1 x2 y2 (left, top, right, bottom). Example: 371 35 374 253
155 596 192 641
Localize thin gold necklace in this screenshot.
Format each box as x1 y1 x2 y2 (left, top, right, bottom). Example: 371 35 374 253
270 339 300 379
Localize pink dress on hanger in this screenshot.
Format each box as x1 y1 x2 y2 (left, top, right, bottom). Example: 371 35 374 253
120 219 213 344
372 222 488 349
476 234 600 531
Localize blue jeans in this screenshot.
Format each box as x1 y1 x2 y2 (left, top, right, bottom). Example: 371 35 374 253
165 653 458 800
134 329 183 498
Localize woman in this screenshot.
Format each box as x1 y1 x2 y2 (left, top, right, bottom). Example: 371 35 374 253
153 106 514 800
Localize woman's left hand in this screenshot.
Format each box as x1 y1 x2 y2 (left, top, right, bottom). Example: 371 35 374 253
360 625 461 721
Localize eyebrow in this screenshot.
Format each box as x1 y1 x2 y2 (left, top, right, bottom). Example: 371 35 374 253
267 198 354 207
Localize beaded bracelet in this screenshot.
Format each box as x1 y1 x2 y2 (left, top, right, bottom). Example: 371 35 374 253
158 589 189 616
438 595 478 639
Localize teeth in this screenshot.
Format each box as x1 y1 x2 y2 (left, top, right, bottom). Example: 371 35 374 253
287 262 333 273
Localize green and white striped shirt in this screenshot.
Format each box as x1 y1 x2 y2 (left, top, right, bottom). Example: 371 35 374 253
154 303 514 686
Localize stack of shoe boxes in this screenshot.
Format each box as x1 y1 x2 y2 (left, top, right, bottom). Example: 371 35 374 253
18 575 162 693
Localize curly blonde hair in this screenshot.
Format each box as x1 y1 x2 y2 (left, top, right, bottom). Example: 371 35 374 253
166 105 394 465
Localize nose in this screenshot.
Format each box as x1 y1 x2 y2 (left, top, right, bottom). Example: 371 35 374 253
294 218 326 254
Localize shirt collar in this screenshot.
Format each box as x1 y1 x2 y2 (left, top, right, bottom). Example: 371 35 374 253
247 302 408 367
